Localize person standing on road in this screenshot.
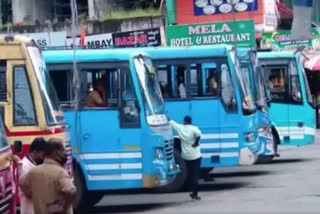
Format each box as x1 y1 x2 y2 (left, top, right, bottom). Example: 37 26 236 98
17 137 47 214
19 138 76 214
169 115 202 200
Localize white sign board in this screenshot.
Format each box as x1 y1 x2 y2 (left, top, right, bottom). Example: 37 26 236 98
66 33 113 48
25 31 67 48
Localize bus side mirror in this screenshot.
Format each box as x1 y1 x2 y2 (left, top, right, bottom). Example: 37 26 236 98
14 141 22 154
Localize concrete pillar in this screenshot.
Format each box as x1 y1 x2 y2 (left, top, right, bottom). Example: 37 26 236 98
12 0 52 25
88 0 96 20
12 0 33 24
88 0 121 20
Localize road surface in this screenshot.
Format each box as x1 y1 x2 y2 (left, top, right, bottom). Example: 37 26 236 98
89 134 320 213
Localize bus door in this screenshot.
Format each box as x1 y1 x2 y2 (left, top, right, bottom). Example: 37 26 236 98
218 62 240 165
77 62 142 187
189 62 221 164
263 62 290 144
156 64 189 123
288 59 309 144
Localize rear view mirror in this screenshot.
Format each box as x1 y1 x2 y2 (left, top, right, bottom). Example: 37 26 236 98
14 141 22 154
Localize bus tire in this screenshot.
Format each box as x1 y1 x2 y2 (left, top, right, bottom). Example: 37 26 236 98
154 150 187 193
257 154 274 163
73 163 104 213
272 127 280 156
73 165 88 213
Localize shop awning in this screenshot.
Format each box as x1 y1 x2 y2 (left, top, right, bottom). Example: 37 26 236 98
304 55 320 71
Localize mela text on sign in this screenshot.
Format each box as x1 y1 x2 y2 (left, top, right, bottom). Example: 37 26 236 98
170 33 251 47
167 21 255 47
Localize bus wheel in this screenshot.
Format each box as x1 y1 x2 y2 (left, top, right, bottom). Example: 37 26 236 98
73 166 88 213
154 150 187 193
272 128 280 157
73 165 104 213
257 154 274 163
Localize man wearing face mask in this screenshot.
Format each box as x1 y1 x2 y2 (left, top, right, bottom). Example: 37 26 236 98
19 138 76 214
17 137 47 214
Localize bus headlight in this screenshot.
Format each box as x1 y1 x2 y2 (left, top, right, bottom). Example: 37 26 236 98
169 160 174 171
155 148 163 160
245 133 255 142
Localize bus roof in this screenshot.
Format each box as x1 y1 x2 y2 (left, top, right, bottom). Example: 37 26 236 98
131 45 233 59
43 48 149 64
257 51 297 59
43 45 234 63
0 35 33 44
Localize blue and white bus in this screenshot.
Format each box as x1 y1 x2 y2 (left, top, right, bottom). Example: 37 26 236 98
257 51 316 153
139 45 260 190
237 49 275 162
43 49 178 210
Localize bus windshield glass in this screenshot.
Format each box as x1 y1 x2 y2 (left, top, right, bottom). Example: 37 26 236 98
0 119 8 149
27 45 65 125
134 56 168 126
253 65 268 108
230 51 256 113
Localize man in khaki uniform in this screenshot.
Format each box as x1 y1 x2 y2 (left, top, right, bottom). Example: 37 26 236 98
19 138 76 214
85 79 106 107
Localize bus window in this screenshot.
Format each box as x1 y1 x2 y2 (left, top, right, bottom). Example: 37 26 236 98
120 69 140 127
221 64 236 112
49 69 72 103
176 66 187 98
13 66 37 126
156 64 187 99
289 60 302 102
156 65 169 98
266 67 287 101
190 64 201 97
190 63 219 97
0 61 6 102
206 68 218 97
82 68 120 108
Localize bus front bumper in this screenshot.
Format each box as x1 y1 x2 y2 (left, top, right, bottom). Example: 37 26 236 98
143 159 180 188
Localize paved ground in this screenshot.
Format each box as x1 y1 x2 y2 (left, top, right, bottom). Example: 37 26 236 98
89 134 320 213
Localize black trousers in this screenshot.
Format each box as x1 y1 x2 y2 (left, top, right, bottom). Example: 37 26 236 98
185 157 202 196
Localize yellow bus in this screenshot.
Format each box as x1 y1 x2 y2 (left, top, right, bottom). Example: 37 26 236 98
0 117 14 213
0 35 72 209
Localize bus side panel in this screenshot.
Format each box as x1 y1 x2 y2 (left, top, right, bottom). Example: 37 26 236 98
269 103 290 145
190 99 221 168
217 102 240 167
288 104 315 146
67 110 143 191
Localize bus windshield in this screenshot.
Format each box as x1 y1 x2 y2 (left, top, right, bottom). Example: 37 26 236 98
27 45 65 125
0 119 8 149
254 66 268 109
134 56 168 126
230 51 256 114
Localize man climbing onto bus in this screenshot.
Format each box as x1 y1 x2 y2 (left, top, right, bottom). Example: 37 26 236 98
169 115 202 201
